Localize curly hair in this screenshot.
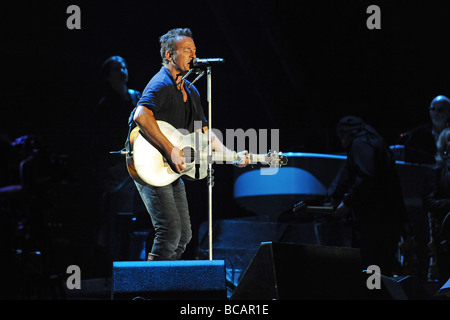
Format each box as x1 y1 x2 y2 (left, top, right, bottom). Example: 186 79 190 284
159 28 193 65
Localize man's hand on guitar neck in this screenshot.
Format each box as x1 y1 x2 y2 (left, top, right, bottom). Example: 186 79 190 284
204 126 250 168
234 150 250 168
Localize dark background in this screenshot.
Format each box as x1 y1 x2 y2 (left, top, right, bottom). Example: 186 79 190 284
4 1 450 147
1 0 450 292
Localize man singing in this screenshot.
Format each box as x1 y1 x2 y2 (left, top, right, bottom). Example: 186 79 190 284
129 28 248 260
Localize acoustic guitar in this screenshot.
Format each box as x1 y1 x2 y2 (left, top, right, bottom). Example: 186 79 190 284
126 120 287 187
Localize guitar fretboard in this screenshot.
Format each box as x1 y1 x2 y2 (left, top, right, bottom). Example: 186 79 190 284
196 151 267 164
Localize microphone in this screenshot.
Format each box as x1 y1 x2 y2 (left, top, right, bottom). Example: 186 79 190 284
190 58 225 68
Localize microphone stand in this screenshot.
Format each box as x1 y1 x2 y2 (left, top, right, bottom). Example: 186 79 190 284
188 60 218 261
206 66 214 261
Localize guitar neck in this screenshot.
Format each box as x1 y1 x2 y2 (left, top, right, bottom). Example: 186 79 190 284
207 152 268 164
248 153 268 164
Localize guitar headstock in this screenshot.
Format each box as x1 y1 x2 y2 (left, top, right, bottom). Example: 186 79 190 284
265 150 288 168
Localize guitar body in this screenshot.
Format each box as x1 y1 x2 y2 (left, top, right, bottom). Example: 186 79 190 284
127 121 209 187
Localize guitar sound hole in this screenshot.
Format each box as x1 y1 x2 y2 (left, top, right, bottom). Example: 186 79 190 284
182 147 196 164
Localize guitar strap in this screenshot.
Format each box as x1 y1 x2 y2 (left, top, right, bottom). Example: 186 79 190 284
186 81 207 133
122 89 142 154
124 106 138 157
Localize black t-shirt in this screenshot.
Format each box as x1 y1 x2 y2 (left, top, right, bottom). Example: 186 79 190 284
137 66 207 132
94 88 141 167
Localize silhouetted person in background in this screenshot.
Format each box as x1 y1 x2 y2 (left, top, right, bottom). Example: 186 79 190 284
423 127 450 282
94 56 141 192
399 95 450 164
332 116 407 276
92 56 141 267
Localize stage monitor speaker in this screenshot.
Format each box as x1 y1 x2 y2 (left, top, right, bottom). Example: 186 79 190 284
112 260 227 300
380 275 428 300
231 242 365 300
435 278 450 299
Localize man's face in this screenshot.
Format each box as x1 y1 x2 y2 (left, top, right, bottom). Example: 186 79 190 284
429 101 450 128
172 36 197 73
339 133 353 151
107 60 128 85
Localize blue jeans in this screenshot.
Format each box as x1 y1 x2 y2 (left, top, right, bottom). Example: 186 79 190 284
134 179 192 260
